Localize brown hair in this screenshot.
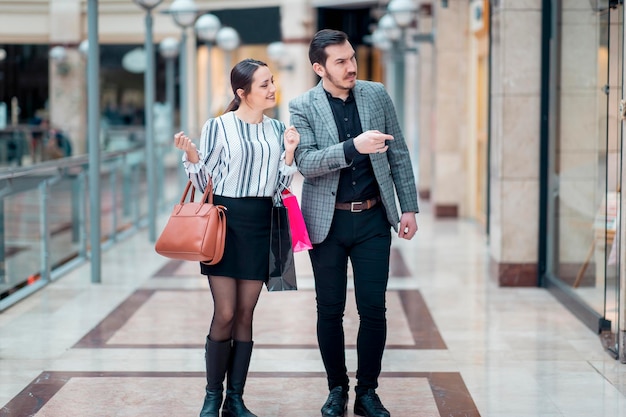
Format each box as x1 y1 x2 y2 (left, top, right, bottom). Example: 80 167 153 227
224 58 268 113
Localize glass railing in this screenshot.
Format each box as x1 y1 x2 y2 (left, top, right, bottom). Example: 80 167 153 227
0 138 181 311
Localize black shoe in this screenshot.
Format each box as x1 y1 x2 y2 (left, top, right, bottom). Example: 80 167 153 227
321 386 348 417
354 389 390 417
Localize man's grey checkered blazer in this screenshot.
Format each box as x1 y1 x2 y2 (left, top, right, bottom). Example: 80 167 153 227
289 80 419 244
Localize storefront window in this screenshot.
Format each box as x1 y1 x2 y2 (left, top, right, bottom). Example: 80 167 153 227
549 1 622 358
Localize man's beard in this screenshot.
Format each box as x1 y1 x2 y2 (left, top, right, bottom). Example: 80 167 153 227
327 72 356 91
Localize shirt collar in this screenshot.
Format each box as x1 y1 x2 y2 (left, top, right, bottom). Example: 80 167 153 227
324 88 355 102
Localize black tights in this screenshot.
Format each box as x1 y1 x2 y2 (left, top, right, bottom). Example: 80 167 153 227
207 276 263 343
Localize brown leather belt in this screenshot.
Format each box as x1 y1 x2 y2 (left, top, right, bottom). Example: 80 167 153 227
335 196 380 213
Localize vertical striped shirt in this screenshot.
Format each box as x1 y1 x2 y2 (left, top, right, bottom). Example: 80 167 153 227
183 112 296 197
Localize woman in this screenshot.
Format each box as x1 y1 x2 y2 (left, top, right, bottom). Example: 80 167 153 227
174 59 299 417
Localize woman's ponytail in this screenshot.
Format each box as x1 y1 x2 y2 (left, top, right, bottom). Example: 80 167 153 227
224 95 241 113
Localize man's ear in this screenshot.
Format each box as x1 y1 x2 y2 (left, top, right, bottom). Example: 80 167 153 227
312 63 325 78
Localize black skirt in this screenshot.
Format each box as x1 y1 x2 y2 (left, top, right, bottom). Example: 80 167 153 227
201 195 273 280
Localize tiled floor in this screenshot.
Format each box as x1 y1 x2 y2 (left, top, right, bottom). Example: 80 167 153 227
1 192 625 416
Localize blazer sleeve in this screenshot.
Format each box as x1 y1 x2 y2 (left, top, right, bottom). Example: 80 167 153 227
378 84 419 213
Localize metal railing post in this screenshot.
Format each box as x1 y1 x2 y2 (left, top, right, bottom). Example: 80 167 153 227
0 199 5 284
110 163 118 241
77 171 87 259
39 181 50 283
71 174 81 243
87 0 101 283
144 9 157 242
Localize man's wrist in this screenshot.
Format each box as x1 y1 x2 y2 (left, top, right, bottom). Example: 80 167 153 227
343 139 358 161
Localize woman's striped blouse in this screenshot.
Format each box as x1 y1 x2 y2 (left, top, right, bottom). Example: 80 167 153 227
183 112 296 198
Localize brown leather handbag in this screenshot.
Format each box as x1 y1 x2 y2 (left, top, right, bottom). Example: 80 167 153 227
155 180 227 265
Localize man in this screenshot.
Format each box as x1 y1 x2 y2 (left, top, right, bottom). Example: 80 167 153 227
289 29 419 417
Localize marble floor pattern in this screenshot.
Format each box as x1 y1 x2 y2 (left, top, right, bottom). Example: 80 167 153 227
1 201 626 416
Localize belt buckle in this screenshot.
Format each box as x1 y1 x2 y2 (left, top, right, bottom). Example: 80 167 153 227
350 201 363 213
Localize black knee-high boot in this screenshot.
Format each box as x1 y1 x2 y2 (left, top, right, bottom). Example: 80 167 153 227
221 340 257 417
199 337 231 417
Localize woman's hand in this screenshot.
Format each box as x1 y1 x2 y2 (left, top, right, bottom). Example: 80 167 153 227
284 126 300 153
283 126 300 167
174 131 200 164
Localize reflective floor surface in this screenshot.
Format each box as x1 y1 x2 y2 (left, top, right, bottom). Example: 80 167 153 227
1 190 625 416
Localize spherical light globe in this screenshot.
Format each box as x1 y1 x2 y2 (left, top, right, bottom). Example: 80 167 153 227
78 40 89 57
133 0 164 10
388 0 417 28
216 27 240 52
159 37 179 59
49 45 67 62
169 0 198 28
378 14 401 41
195 14 221 42
122 48 146 73
267 41 286 63
371 29 392 51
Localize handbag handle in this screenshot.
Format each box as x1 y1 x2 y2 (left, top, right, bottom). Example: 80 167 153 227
179 178 215 207
180 181 194 204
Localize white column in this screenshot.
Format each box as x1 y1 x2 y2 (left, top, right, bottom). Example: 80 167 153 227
49 0 86 154
432 0 470 217
489 1 542 285
276 0 316 126
415 15 434 200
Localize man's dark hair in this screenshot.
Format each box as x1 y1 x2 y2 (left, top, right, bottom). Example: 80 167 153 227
308 29 350 66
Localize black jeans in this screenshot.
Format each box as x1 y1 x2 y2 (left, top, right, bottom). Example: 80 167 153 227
309 204 391 395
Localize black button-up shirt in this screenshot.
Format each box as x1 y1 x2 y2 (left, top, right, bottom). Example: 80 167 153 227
325 89 379 204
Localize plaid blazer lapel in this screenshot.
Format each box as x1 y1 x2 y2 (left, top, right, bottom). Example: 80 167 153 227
312 84 340 144
353 82 370 131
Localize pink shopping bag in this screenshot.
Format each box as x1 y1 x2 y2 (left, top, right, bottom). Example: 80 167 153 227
281 189 313 252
